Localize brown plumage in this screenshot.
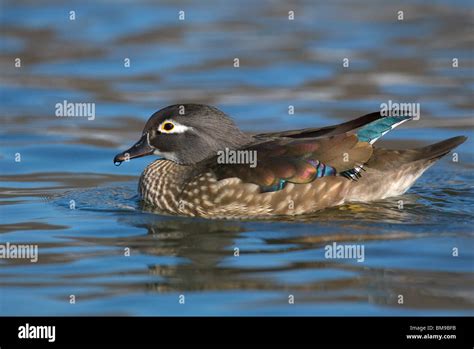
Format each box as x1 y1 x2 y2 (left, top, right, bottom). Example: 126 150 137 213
114 104 466 219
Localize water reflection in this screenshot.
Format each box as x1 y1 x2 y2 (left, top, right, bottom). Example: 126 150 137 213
52 208 471 312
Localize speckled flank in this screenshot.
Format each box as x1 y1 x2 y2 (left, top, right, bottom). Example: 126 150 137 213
139 159 427 219
345 160 435 202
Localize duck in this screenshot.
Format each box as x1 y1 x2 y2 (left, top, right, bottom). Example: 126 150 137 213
113 104 466 219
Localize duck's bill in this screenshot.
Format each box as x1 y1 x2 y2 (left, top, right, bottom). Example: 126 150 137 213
113 134 154 166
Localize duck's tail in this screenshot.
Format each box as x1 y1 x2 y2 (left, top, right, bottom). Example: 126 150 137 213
345 136 467 202
411 136 467 162
368 136 467 171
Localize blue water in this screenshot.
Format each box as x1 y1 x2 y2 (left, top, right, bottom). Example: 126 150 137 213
1 0 473 316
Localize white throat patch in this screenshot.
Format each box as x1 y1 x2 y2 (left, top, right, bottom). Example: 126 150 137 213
153 149 179 162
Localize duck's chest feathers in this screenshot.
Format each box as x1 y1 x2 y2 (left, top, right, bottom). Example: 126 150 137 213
138 160 269 217
139 160 191 214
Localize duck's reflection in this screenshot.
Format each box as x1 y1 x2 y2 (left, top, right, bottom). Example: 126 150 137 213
99 202 474 312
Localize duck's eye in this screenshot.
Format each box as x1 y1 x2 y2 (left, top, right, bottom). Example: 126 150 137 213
161 122 175 132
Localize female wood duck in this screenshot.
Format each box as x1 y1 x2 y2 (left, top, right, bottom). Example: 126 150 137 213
114 104 466 219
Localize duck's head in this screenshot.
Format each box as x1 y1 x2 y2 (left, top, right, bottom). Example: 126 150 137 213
114 104 251 166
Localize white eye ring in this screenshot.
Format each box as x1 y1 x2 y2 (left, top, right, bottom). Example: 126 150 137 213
160 122 175 132
158 120 192 134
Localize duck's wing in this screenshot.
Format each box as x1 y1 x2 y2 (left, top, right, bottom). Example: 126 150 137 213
199 133 370 192
256 111 384 139
197 114 413 192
